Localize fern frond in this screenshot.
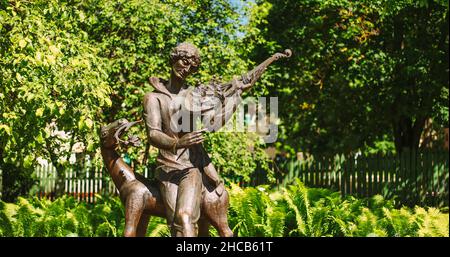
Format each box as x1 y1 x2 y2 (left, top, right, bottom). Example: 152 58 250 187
282 187 307 236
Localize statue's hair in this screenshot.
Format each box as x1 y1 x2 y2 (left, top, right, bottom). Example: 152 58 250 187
169 42 201 67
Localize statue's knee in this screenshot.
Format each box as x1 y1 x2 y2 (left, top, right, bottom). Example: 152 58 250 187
175 209 192 225
124 227 136 237
223 229 234 237
189 169 202 182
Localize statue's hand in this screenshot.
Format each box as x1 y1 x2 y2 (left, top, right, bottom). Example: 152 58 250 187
177 129 207 148
231 76 251 93
240 82 252 91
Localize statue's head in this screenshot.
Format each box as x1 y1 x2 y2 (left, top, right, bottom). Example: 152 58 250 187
100 118 129 149
169 42 201 80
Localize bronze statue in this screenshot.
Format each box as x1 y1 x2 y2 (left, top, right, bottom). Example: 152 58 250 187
100 118 233 237
142 43 291 237
100 43 291 237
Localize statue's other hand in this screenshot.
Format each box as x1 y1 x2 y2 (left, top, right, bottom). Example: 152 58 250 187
240 82 252 91
177 129 207 148
231 76 251 93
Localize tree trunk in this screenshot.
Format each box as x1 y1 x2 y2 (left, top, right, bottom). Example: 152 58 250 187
393 116 427 153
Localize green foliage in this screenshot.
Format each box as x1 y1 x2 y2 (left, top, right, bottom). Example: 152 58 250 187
363 136 397 155
0 182 448 237
0 195 168 237
415 207 449 237
0 162 36 202
250 0 449 154
228 179 449 237
204 131 273 184
0 0 112 200
0 0 270 199
228 184 286 236
0 0 112 167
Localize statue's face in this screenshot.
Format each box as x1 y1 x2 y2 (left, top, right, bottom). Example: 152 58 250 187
172 56 199 80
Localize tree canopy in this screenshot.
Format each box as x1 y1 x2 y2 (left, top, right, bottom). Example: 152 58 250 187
249 0 449 155
0 0 271 200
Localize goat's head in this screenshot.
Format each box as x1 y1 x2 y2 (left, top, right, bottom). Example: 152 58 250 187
100 119 142 149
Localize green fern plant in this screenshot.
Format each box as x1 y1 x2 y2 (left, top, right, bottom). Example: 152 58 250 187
147 217 170 237
0 185 448 237
381 207 420 236
415 207 449 237
228 183 286 237
282 179 356 237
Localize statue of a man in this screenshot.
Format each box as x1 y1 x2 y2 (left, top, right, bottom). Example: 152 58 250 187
142 43 241 237
143 42 291 237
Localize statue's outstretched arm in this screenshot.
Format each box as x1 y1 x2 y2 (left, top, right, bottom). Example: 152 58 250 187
221 49 292 93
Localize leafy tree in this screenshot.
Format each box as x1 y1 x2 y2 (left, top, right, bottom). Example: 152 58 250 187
0 0 112 200
204 131 273 184
249 0 449 154
0 0 271 199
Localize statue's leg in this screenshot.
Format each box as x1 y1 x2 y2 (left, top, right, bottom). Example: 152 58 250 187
158 180 178 236
173 168 202 237
136 213 150 237
204 183 234 237
201 164 234 237
216 188 233 237
198 217 210 237
124 193 145 237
